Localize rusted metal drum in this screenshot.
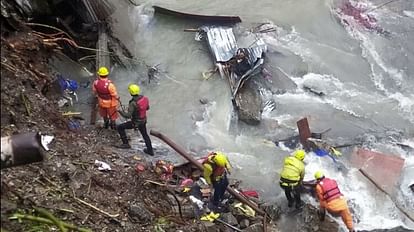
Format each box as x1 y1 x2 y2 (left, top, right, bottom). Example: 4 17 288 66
1 132 45 169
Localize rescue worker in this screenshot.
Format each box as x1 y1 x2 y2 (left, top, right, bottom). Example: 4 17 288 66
314 170 355 232
202 152 231 210
116 84 154 156
279 149 306 209
92 67 119 129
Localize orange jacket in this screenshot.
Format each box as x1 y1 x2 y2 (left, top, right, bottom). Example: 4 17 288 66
316 181 354 231
92 77 119 108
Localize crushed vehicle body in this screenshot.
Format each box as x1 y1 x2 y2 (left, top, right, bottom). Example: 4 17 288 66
196 26 267 124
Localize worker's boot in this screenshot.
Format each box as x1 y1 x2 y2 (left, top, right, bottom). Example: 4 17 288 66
318 208 326 221
103 118 109 129
117 137 131 149
287 199 294 208
295 200 304 209
143 148 154 156
110 120 116 130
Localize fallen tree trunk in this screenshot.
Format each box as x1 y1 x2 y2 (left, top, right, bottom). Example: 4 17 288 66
150 130 266 216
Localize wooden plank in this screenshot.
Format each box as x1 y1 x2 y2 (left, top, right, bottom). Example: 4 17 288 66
351 148 405 195
296 117 311 150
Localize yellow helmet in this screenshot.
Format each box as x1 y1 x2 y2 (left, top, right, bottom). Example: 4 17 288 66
128 84 140 95
293 149 305 161
97 66 109 76
314 170 325 180
213 152 227 167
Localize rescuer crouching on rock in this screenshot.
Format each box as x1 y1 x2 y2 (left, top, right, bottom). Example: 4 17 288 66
314 170 355 232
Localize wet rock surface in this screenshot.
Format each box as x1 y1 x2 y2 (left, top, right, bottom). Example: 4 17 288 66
235 80 262 125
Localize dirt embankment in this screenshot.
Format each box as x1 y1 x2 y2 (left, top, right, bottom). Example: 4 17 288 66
0 14 204 232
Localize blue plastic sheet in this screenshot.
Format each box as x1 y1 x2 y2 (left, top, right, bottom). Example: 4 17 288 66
58 75 78 92
314 148 337 163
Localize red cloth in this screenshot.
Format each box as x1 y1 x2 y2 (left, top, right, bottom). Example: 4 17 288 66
241 190 259 198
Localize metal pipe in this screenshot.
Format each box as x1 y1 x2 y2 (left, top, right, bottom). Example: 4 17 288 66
150 130 266 216
1 133 45 169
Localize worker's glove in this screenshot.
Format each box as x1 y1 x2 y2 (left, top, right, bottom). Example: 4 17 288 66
318 208 326 221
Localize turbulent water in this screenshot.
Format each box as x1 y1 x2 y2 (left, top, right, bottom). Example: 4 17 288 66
107 0 414 230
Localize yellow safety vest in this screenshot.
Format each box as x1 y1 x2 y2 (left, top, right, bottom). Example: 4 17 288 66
280 156 304 186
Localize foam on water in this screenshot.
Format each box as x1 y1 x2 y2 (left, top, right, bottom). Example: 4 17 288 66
305 150 412 231
335 3 414 124
194 101 234 149
261 25 319 66
262 10 414 124
404 11 414 19
268 71 393 119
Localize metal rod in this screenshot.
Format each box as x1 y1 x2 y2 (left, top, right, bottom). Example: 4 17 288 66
150 130 266 216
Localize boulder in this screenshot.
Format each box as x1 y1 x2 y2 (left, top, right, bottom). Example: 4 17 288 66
235 81 262 125
221 212 238 226
242 223 263 232
128 202 154 222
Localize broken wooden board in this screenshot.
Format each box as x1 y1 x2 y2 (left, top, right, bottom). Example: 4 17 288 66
351 148 405 195
297 117 311 150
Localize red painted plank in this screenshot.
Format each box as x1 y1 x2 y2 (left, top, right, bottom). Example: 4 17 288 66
351 148 405 195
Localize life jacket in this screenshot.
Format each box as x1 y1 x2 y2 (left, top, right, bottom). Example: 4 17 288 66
135 95 149 120
93 79 112 100
202 153 226 181
280 156 304 183
317 178 342 202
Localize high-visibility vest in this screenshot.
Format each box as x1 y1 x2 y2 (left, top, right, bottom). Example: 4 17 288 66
202 154 226 181
280 156 304 183
318 178 342 202
136 96 149 120
93 79 112 100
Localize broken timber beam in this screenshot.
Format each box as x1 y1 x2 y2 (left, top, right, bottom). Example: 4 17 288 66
150 129 266 216
297 117 311 151
90 23 110 125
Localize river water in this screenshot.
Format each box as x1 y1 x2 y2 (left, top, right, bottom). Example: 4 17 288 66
107 0 414 230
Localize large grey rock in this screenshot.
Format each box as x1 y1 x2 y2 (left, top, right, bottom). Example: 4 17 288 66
239 218 250 229
221 212 238 226
276 204 339 232
199 221 220 232
128 202 154 222
264 204 282 221
172 205 196 218
242 223 263 232
235 81 262 125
